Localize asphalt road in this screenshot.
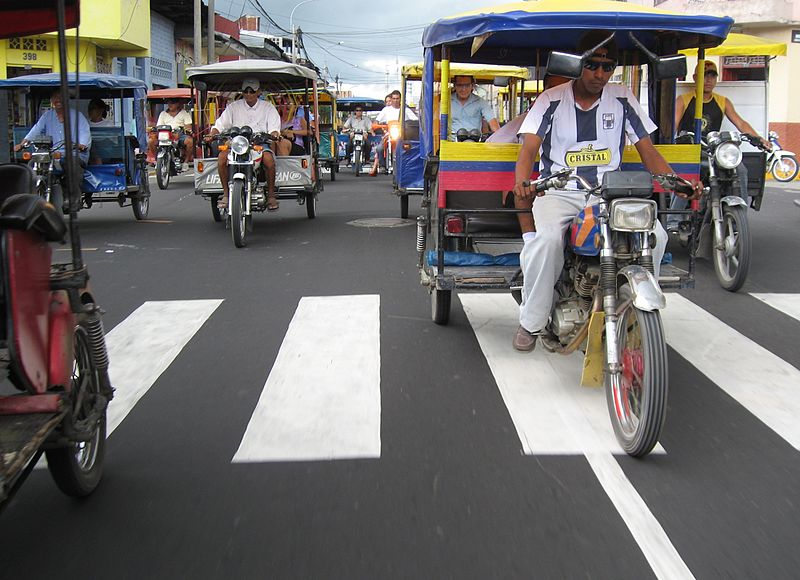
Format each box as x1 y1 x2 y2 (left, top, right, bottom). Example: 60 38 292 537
1 169 799 579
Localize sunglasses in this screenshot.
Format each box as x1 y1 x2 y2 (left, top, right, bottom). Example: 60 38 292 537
584 60 617 73
355 109 363 112
242 88 257 94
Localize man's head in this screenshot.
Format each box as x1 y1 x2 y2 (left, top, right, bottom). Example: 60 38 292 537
575 30 618 96
694 60 718 93
88 98 108 121
165 98 183 113
49 88 63 112
241 78 261 106
354 106 364 117
453 75 475 102
390 90 401 109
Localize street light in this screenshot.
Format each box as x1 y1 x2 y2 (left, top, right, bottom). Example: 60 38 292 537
289 0 320 63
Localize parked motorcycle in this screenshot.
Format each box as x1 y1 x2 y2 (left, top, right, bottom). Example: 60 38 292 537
514 169 693 457
155 125 185 190
767 131 798 182
21 136 64 211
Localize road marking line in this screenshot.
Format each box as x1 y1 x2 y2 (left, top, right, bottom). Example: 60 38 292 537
233 295 381 462
750 293 800 324
105 300 223 435
461 294 690 579
664 294 800 450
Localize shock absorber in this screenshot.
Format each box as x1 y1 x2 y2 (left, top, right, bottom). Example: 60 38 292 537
84 305 113 399
416 214 427 268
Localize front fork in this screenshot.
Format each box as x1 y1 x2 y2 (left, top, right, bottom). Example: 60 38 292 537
599 219 621 377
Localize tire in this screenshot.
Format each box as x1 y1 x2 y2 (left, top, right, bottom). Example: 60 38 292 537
231 180 247 248
211 196 222 222
431 289 451 325
50 182 65 214
306 192 316 219
400 194 409 219
354 150 361 177
605 283 668 457
132 170 150 220
771 156 799 182
46 321 106 497
330 162 336 182
156 152 170 190
712 204 751 292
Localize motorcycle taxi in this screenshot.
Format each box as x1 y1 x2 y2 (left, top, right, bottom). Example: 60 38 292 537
395 62 530 219
418 0 732 456
187 60 322 248
0 0 114 509
337 97 385 168
2 73 152 220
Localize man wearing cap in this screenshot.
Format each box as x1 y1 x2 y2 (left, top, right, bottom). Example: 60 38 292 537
669 60 770 227
207 78 282 211
511 31 702 352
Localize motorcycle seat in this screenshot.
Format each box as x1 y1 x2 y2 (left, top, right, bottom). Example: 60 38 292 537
0 194 67 242
0 163 35 206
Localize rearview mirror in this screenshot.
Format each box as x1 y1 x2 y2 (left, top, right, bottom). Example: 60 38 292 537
493 76 510 87
546 51 584 79
652 55 687 80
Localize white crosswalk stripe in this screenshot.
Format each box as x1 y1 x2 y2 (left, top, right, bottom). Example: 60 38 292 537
750 293 800 324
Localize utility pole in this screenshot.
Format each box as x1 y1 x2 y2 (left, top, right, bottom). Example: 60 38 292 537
193 0 202 67
207 0 215 64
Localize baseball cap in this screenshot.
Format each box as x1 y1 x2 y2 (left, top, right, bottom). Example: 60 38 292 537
577 30 618 62
701 60 718 75
241 78 260 92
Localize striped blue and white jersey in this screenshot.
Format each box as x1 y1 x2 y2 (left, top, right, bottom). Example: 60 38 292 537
518 81 656 189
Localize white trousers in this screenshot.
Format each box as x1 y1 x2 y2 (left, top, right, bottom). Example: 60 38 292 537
518 191 667 333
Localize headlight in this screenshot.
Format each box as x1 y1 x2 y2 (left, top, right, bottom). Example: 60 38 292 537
609 199 657 232
389 125 401 140
231 135 250 155
715 142 742 169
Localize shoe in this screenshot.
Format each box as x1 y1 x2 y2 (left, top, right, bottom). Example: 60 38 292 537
369 167 377 177
513 326 538 352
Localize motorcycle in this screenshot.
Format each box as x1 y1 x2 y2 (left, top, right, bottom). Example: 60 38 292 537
515 168 693 457
155 125 185 190
386 120 400 175
767 130 798 182
216 125 273 248
350 130 365 176
21 136 64 211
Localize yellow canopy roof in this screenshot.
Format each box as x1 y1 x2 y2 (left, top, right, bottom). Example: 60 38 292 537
497 80 546 95
401 62 529 81
681 32 786 57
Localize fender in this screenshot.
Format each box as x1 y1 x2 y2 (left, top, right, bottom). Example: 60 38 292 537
157 149 168 160
48 290 75 390
773 151 796 162
721 195 748 208
617 265 665 312
232 172 246 181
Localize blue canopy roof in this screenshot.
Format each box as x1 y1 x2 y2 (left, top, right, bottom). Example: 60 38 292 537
0 73 147 93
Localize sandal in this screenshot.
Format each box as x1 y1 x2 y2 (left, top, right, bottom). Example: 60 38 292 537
217 195 227 210
267 197 279 212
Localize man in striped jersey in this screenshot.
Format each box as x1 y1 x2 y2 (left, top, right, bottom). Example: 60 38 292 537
511 31 701 352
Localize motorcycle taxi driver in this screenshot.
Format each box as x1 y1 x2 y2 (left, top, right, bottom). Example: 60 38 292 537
511 31 703 352
148 98 195 166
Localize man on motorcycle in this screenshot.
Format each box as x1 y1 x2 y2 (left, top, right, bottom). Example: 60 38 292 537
148 98 194 165
343 106 375 163
206 79 282 212
511 31 702 352
668 60 771 229
449 75 500 140
369 90 418 176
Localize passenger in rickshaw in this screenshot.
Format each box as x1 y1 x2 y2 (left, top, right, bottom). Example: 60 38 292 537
148 97 195 165
13 87 91 165
369 90 417 176
343 105 375 164
667 60 770 229
511 32 703 352
207 78 281 211
87 98 113 127
275 93 312 156
450 74 500 140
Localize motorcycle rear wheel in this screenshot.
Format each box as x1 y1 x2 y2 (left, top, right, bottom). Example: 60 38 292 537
431 289 451 325
771 156 799 182
46 321 107 497
231 180 248 248
156 153 170 190
713 204 751 292
605 283 668 458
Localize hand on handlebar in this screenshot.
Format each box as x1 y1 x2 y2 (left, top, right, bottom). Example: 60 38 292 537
655 173 703 200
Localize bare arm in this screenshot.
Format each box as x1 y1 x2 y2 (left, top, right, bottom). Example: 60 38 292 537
513 133 543 234
488 117 501 133
724 98 770 148
674 95 686 133
635 136 702 198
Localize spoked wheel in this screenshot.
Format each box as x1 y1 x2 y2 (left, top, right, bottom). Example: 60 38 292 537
605 283 668 457
231 180 248 248
354 150 361 177
132 171 150 220
400 194 409 219
306 192 316 219
211 196 222 222
771 156 799 182
713 205 751 292
431 289 451 325
46 321 107 496
156 153 170 189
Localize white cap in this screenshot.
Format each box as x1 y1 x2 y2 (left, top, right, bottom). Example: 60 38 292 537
241 78 260 92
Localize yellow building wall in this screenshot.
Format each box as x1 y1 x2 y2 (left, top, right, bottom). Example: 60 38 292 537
77 0 150 54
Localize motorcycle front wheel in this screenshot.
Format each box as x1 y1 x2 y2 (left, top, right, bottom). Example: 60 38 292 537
354 150 361 177
156 153 170 189
231 180 248 248
713 204 751 292
46 321 107 496
771 156 799 182
605 283 668 457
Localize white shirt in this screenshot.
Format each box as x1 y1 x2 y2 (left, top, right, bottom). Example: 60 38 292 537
344 115 373 133
213 98 281 135
156 109 193 131
376 105 418 124
518 81 656 189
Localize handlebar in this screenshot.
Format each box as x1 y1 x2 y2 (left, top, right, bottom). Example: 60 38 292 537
522 169 697 197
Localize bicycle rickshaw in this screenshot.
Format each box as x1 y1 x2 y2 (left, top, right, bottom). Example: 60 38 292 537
187 60 322 235
0 0 113 508
1 72 151 220
416 0 734 456
395 62 530 219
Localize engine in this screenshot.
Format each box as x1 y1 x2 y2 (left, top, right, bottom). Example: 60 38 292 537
550 259 600 343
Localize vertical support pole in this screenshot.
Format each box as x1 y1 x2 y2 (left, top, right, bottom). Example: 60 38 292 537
207 0 215 64
439 46 450 144
694 49 705 144
194 0 202 68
